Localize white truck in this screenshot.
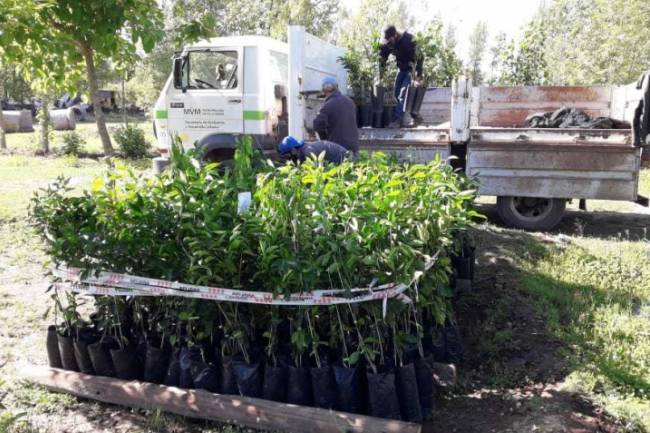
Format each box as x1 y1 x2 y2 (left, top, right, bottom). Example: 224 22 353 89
153 26 649 230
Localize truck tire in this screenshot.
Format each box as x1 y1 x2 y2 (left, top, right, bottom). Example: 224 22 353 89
496 196 566 231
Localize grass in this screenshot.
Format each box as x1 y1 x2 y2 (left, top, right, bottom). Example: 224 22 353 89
0 155 152 223
519 237 650 430
4 115 155 156
480 171 650 431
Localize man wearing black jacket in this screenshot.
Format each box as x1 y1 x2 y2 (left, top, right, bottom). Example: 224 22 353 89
379 25 424 127
312 76 359 153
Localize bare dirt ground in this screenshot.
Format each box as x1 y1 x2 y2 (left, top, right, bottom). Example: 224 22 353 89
426 205 650 433
427 225 619 433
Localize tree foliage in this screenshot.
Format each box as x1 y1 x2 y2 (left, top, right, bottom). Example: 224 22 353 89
0 0 166 154
414 19 463 87
535 0 650 85
336 0 411 100
0 64 33 103
466 22 488 85
172 0 339 42
338 1 461 95
490 18 549 86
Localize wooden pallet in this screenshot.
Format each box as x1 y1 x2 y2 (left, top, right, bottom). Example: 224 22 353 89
21 365 421 433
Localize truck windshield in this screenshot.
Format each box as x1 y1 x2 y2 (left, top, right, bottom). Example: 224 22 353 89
186 50 238 90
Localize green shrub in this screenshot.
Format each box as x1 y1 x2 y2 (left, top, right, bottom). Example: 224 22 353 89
113 124 149 158
31 136 479 373
59 131 85 156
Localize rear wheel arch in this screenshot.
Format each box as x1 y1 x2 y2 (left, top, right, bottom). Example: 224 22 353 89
197 134 238 163
197 133 274 163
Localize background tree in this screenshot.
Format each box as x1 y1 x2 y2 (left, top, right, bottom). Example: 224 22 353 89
120 0 216 110
0 0 166 155
0 84 5 150
415 18 463 87
487 32 508 85
533 0 650 85
466 21 488 85
337 0 412 51
445 24 458 53
0 64 33 103
490 17 549 86
172 0 338 41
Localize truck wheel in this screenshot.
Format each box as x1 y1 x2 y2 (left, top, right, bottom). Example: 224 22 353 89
496 196 566 231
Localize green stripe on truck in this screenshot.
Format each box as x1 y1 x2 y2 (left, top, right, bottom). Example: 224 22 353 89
155 110 168 119
243 110 266 120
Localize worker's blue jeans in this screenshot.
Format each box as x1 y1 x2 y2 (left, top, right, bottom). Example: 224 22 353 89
394 70 412 121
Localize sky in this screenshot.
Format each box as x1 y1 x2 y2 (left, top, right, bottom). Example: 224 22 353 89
346 0 545 62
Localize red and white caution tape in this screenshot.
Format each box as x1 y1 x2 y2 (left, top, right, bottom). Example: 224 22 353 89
52 251 440 306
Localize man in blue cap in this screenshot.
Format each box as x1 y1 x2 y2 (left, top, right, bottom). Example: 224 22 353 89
312 76 359 153
277 135 350 164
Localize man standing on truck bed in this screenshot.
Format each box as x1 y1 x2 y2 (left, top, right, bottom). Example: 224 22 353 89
379 25 424 127
312 76 359 153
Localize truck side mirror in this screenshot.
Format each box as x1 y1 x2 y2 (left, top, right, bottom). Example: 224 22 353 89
173 57 185 91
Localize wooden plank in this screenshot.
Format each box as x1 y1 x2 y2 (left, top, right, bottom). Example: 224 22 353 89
21 366 421 433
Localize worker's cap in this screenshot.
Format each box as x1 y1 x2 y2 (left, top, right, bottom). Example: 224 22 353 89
321 76 338 88
384 25 397 40
278 136 304 155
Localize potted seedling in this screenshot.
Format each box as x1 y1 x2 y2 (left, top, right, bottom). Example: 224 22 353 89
45 286 63 369
262 307 288 402
108 296 142 380
339 49 373 127
141 298 170 384
331 305 364 414
286 311 312 406
186 302 220 393
52 290 80 372
87 296 117 377
392 314 423 423
411 303 436 420
360 305 401 420
218 303 262 397
306 308 337 409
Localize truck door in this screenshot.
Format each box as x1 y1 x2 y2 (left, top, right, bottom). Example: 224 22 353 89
168 48 244 147
287 26 348 140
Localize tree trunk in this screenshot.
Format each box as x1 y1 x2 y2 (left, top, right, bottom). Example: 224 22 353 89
0 81 6 149
81 45 113 155
0 108 6 150
39 101 50 154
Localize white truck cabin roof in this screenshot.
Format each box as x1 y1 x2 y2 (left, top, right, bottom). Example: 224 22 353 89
184 35 288 53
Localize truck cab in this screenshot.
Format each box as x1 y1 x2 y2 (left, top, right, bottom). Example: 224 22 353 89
153 36 290 161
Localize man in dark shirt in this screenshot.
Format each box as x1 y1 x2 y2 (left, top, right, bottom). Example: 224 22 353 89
379 25 424 127
312 76 359 153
